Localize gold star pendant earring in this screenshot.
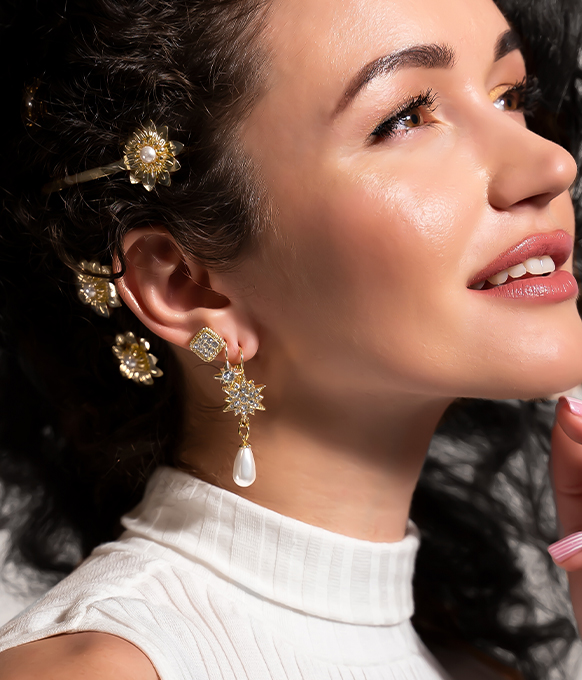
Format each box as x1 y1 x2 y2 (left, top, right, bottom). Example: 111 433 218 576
189 327 265 487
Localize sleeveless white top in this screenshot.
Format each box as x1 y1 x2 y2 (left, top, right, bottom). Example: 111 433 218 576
0 467 451 679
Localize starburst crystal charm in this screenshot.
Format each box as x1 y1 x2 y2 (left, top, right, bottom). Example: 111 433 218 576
221 374 265 417
214 363 242 385
112 332 163 385
76 260 121 318
123 121 184 192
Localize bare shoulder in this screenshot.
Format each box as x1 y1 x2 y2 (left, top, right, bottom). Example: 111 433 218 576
0 631 159 680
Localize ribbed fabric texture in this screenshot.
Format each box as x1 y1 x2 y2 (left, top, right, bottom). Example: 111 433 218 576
0 467 451 680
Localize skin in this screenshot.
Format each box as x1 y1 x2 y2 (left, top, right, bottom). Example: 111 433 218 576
117 0 582 542
116 0 582 544
551 404 582 632
3 0 582 676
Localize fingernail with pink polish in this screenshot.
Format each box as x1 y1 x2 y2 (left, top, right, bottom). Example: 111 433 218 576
548 532 582 563
558 396 582 417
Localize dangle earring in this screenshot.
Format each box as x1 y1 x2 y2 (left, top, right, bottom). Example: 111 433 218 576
189 327 265 487
217 346 265 487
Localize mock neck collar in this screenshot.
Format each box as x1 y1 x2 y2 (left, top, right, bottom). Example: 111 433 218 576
121 466 419 626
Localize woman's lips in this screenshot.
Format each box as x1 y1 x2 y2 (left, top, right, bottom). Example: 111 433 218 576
468 229 573 289
479 269 578 301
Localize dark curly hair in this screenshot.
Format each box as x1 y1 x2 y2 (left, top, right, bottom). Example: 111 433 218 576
0 0 581 678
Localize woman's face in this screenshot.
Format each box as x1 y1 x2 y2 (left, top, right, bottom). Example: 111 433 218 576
226 0 582 401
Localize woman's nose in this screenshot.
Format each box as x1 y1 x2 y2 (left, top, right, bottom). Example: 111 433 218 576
486 116 578 212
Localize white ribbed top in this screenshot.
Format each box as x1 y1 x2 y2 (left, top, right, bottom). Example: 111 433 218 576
0 466 451 679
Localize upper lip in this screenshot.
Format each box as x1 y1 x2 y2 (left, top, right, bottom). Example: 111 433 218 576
468 229 573 287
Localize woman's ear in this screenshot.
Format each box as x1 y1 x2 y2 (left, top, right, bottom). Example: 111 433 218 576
114 227 257 360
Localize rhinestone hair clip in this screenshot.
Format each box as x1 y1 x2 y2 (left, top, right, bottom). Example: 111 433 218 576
42 121 184 194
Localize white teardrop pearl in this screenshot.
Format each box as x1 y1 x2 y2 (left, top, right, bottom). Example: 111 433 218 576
233 446 256 487
139 145 157 163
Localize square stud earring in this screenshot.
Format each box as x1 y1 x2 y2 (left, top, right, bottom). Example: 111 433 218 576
189 327 227 362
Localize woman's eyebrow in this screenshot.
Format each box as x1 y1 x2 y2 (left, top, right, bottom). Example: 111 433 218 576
334 28 521 117
494 28 522 62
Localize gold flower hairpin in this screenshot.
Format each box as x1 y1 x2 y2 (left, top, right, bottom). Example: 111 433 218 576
112 332 164 385
42 121 184 194
75 260 122 318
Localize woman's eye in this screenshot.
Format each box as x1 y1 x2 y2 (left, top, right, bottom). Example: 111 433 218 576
370 89 437 142
400 108 425 129
493 89 521 112
490 77 541 115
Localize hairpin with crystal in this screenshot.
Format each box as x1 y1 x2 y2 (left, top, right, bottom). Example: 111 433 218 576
43 121 184 194
75 260 122 318
112 332 164 385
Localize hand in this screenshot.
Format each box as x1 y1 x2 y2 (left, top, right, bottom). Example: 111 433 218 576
550 396 582 632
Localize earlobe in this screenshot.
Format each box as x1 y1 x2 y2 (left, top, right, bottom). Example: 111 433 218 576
114 227 257 360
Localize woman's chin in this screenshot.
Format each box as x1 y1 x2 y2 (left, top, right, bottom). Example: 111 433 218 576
470 369 582 403
471 316 582 401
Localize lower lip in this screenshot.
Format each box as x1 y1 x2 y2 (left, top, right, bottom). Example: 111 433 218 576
472 270 579 302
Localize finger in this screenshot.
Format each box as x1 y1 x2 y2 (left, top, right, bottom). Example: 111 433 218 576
550 397 582 572
555 396 582 444
552 397 582 526
550 397 582 627
548 532 582 571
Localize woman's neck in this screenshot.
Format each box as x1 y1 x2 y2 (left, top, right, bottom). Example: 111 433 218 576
178 361 451 542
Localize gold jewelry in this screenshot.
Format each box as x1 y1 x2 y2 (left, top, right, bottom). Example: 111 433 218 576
189 328 265 487
42 121 184 194
75 260 122 318
75 259 161 385
22 78 46 128
215 347 265 488
112 332 164 385
189 327 227 362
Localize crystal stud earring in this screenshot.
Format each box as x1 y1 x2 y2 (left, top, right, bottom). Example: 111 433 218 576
189 327 226 362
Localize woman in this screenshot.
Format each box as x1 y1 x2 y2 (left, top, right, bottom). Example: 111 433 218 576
0 0 582 677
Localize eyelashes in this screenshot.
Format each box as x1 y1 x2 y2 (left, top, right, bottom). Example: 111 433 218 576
369 74 543 143
496 75 542 115
370 89 438 141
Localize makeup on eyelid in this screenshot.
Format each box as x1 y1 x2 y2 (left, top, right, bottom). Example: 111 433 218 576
369 74 541 141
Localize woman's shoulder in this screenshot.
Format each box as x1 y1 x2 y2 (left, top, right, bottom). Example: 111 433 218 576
0 536 210 680
0 632 159 680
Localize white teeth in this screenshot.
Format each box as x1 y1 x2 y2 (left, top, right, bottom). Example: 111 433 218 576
507 263 527 279
479 255 556 289
524 258 545 275
487 271 509 285
524 255 555 275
